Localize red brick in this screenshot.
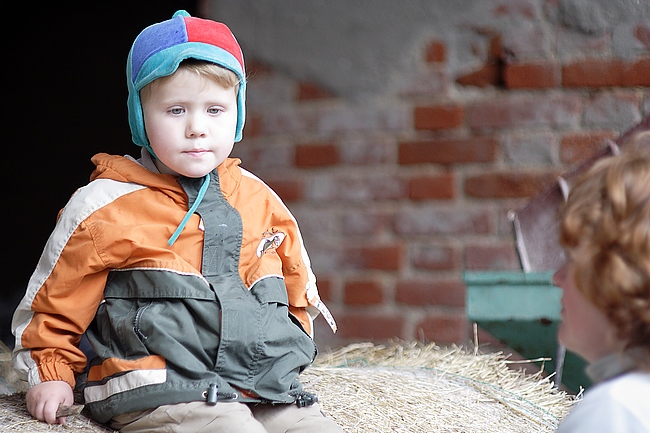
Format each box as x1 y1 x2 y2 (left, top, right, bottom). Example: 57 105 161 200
295 143 339 167
242 114 263 138
399 138 497 165
456 62 502 88
563 59 619 87
426 41 447 63
622 58 650 87
395 279 465 307
316 277 333 302
464 243 521 270
264 179 304 202
343 244 404 271
415 312 469 344
410 244 461 271
562 58 650 88
414 105 465 131
485 34 505 63
560 131 618 164
408 173 455 200
337 313 405 340
297 81 335 100
464 171 559 198
634 25 650 49
504 62 560 89
492 2 536 19
467 95 582 129
456 35 505 88
344 280 384 305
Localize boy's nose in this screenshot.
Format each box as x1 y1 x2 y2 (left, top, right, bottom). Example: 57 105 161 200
186 116 207 138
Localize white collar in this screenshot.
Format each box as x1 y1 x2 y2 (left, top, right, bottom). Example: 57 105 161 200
586 347 649 383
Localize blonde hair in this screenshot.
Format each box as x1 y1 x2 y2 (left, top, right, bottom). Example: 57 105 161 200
141 58 241 100
177 58 241 93
560 145 650 358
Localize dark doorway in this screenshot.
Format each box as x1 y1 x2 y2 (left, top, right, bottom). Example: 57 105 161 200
4 1 197 347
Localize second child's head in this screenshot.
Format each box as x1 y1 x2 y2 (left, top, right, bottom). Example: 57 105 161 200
553 146 650 366
126 11 246 178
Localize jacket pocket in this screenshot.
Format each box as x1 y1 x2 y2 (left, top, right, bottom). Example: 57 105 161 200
87 269 222 381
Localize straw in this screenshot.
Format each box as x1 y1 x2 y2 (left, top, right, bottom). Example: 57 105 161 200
0 341 578 432
303 341 578 433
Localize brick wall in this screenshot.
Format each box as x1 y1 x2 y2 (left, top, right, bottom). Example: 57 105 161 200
228 3 650 349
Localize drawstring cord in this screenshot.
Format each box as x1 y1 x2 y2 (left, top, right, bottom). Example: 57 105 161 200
168 173 211 246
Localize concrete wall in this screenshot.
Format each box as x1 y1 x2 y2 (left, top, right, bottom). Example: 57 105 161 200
201 0 650 349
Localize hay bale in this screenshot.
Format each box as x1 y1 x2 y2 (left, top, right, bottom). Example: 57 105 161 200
1 342 114 432
303 341 578 433
1 342 28 396
0 341 577 432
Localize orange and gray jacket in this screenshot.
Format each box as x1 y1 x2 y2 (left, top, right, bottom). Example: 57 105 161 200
12 152 336 423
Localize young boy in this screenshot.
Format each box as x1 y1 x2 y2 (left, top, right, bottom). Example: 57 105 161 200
12 10 341 433
552 145 650 432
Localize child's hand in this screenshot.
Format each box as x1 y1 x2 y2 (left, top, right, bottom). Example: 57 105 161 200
25 380 74 425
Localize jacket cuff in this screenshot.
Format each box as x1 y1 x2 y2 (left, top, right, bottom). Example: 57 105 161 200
31 361 76 388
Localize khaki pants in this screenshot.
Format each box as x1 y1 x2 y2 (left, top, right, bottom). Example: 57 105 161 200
109 401 343 433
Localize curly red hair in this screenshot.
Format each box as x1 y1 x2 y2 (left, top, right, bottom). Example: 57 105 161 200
559 145 650 357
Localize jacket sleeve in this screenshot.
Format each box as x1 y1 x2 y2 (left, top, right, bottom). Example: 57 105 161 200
230 164 337 336
270 198 338 336
12 216 109 389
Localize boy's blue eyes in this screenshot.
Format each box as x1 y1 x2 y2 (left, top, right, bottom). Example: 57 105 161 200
167 107 223 115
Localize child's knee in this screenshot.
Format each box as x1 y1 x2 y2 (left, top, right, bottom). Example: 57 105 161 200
250 402 343 433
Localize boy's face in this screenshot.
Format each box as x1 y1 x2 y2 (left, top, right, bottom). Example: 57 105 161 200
141 68 238 178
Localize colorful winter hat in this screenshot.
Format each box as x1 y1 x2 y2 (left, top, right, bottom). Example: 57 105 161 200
127 10 246 155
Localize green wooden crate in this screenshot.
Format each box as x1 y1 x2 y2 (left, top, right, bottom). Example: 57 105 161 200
464 271 590 393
